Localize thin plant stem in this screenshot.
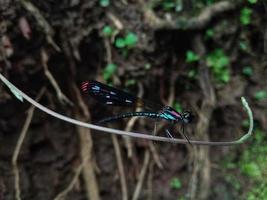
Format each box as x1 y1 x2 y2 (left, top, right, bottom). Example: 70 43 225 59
0 73 254 146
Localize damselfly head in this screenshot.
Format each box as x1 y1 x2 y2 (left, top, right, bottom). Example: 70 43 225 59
182 111 193 124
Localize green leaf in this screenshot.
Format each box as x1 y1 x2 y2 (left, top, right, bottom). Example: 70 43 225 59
225 162 237 169
241 163 261 178
221 70 230 83
173 102 182 112
6 83 24 102
240 7 252 25
248 0 257 4
254 129 265 144
125 79 136 87
115 38 126 48
206 0 215 5
102 25 113 37
207 49 230 80
124 32 138 47
205 29 214 39
175 0 183 12
239 41 248 51
163 1 175 10
206 49 230 84
186 50 199 63
242 66 253 76
144 63 151 70
225 175 241 190
242 119 250 128
188 69 197 78
103 63 117 81
254 90 267 101
247 183 267 200
99 0 110 7
170 178 182 189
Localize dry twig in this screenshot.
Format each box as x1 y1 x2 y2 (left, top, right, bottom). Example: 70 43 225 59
54 163 84 200
139 0 236 30
123 117 136 158
147 161 154 200
188 35 215 200
72 83 100 200
11 88 45 200
53 83 91 200
132 151 150 200
123 82 144 158
104 34 128 200
148 143 163 169
76 118 100 200
104 36 133 159
41 49 73 106
107 12 124 30
19 0 60 51
111 135 128 200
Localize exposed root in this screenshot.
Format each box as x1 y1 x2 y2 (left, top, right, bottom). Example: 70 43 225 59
19 0 60 51
54 163 84 200
188 146 199 200
123 82 144 158
53 84 91 200
72 83 100 200
11 88 45 200
132 151 150 200
111 135 128 200
139 0 236 30
188 35 215 200
41 49 73 106
107 12 124 30
146 161 154 200
148 142 163 169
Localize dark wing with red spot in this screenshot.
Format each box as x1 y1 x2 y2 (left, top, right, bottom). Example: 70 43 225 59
81 80 144 107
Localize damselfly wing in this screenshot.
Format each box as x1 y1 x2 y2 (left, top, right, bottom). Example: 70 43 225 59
81 80 161 110
81 80 144 107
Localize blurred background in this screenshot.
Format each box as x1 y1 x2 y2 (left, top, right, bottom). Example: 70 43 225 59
0 0 266 199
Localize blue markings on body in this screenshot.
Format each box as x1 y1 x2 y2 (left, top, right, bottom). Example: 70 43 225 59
98 112 162 124
149 113 157 117
92 85 100 91
160 113 176 121
126 112 158 118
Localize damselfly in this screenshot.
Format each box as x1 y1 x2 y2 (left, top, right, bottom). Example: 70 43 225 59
81 80 193 142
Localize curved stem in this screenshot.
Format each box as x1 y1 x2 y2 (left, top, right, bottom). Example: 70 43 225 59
0 73 253 146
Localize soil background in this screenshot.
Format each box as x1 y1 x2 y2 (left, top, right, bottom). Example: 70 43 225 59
0 0 267 200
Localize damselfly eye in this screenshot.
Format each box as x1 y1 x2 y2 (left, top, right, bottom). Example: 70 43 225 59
182 111 193 123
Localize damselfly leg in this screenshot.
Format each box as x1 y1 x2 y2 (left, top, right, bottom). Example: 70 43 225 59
165 129 174 139
153 122 158 136
180 124 191 144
